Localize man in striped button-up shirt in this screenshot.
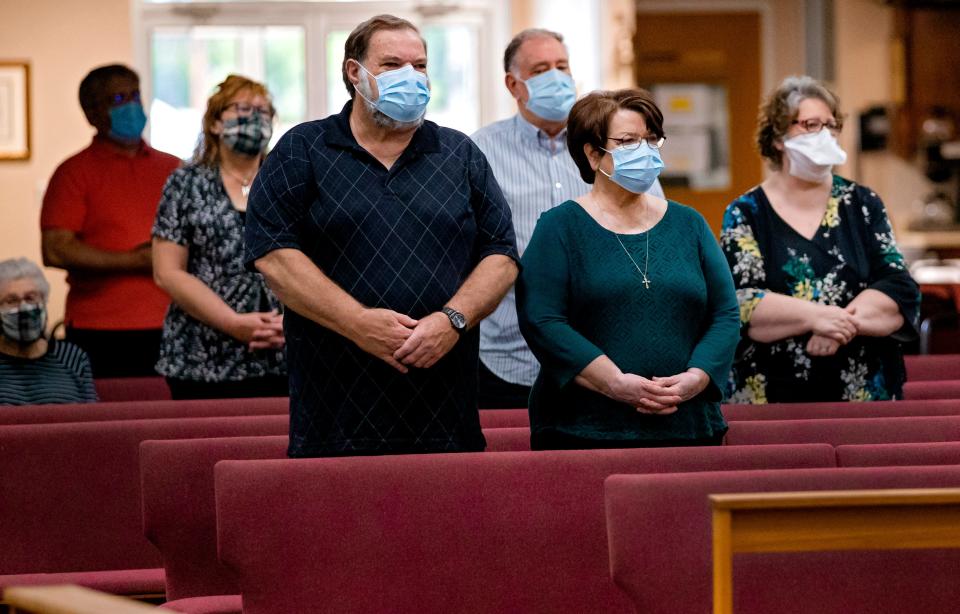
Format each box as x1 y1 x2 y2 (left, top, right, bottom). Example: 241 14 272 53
472 28 664 408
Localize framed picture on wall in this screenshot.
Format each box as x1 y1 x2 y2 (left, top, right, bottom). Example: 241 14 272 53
0 61 30 161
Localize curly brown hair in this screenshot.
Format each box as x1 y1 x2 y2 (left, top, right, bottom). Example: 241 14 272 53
566 89 664 184
757 75 844 169
193 74 274 167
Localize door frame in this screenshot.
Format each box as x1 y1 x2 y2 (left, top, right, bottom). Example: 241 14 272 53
634 0 776 95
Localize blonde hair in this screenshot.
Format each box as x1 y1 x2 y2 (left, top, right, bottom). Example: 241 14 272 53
193 74 275 167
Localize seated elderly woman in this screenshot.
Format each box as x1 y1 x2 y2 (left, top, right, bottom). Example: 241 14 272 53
722 76 919 403
0 258 97 404
516 89 740 450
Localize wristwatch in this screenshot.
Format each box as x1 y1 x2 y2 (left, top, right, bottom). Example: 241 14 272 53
441 306 467 335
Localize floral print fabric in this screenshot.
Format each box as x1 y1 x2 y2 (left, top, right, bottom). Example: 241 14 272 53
721 176 919 403
152 164 286 382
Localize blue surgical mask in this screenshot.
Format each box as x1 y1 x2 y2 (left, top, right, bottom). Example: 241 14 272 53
355 63 431 123
599 142 664 194
521 69 576 122
109 102 147 141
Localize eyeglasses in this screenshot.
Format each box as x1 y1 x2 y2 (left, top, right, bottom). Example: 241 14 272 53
792 118 843 134
0 292 43 311
224 102 273 117
108 91 141 107
608 135 666 151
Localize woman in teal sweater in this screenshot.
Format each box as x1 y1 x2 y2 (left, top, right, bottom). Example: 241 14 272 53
516 89 740 450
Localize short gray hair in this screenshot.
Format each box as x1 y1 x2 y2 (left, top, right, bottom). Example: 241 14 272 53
503 28 565 74
0 258 50 302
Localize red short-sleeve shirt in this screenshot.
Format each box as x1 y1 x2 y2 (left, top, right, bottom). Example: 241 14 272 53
41 137 181 330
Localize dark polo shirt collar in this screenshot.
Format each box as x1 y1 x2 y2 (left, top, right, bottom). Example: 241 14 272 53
324 100 441 157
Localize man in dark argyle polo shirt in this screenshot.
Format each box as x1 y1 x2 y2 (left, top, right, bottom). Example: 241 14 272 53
245 14 519 457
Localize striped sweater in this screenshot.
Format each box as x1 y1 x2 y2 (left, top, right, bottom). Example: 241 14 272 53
0 340 98 405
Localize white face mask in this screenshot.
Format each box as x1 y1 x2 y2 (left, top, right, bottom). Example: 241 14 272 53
782 128 847 183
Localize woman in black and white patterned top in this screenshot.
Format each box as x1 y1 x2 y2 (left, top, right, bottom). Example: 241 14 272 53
152 75 286 399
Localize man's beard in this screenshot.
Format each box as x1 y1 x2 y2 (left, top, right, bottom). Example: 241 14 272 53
356 77 424 131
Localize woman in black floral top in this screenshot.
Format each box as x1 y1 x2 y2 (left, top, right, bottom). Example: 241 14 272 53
152 75 287 399
721 76 919 403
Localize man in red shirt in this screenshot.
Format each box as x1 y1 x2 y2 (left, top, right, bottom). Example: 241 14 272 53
41 64 180 377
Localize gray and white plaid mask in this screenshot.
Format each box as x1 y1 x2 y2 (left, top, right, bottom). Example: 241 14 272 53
222 115 272 156
1 303 46 344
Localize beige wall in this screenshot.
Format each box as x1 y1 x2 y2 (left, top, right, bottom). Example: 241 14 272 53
0 0 132 328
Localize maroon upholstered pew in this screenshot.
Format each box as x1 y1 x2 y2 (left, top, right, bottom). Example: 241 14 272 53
722 398 960 421
142 437 289 614
0 401 525 429
725 415 960 446
482 426 531 451
0 415 288 599
95 377 174 402
904 353 960 381
903 379 960 400
214 445 835 614
143 427 530 614
478 408 528 428
604 465 960 614
836 441 960 466
0 398 288 426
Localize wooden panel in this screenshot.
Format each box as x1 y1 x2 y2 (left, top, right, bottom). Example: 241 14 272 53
3 585 158 614
729 506 960 552
710 488 960 614
634 11 763 233
892 7 960 157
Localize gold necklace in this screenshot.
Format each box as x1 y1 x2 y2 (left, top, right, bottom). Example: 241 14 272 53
614 230 651 289
220 166 255 197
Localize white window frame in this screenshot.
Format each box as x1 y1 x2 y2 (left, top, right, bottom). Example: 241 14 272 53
133 1 510 132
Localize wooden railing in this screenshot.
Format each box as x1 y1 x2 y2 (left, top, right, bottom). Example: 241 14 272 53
3 585 157 614
710 488 960 614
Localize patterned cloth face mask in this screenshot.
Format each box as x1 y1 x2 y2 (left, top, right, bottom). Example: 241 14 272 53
1 303 47 344
355 63 431 123
222 115 273 157
599 142 665 194
521 69 576 122
783 128 847 183
109 102 147 141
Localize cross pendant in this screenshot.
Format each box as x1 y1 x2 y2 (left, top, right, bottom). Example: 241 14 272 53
642 276 650 289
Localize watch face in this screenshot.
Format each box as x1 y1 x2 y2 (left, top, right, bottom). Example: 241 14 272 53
445 307 466 330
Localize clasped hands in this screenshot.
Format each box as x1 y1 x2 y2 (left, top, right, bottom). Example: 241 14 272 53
610 368 710 415
807 303 859 357
228 310 285 351
350 308 459 374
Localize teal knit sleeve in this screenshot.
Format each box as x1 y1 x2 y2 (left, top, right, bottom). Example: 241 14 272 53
516 211 604 388
686 214 741 400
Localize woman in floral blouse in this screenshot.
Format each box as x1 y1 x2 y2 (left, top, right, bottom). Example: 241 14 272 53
721 76 919 403
152 75 287 399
